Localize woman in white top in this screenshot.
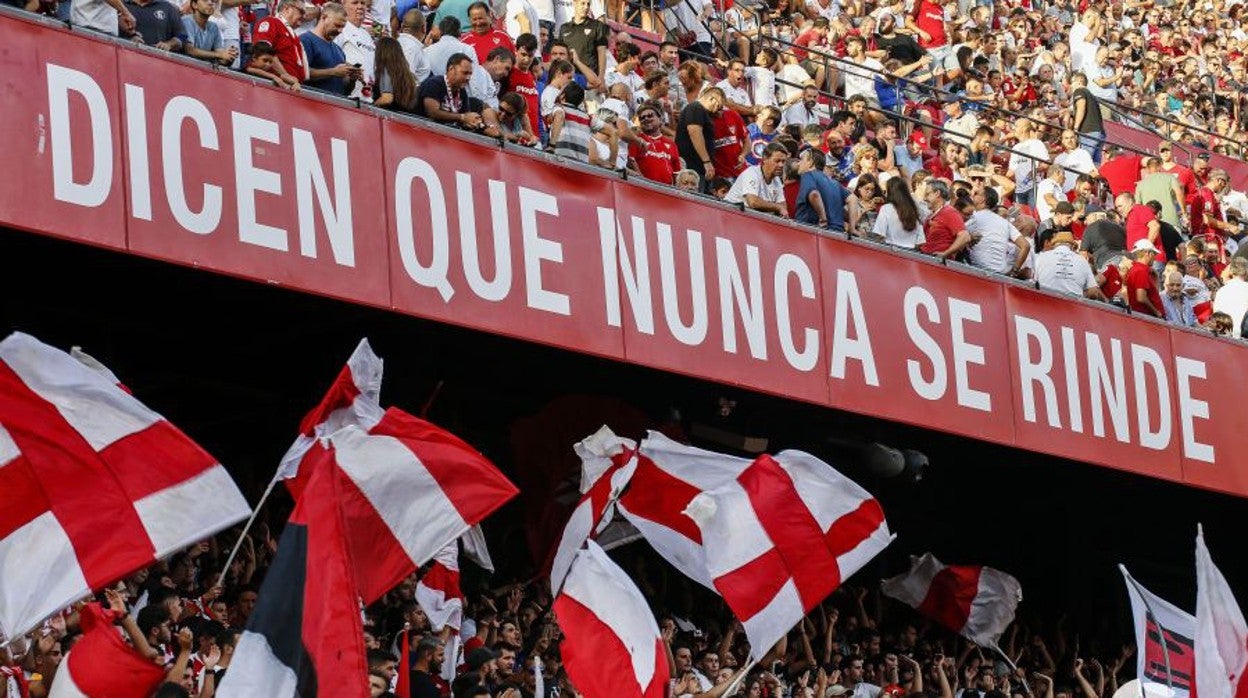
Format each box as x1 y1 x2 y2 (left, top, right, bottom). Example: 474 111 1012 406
872 177 926 249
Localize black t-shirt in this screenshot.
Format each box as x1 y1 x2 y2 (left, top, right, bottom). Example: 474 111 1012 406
557 18 609 74
1072 87 1104 133
126 0 183 44
876 33 924 64
1158 220 1183 263
676 101 716 175
416 75 477 123
411 670 441 698
1079 219 1126 269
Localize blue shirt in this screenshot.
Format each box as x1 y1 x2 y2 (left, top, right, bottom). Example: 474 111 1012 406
182 16 222 53
893 144 924 177
301 32 349 96
796 171 850 231
745 123 777 165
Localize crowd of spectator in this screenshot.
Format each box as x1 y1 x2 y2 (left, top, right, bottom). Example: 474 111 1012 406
0 524 1154 698
10 0 1248 338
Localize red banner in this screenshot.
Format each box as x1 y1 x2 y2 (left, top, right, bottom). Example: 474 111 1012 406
2 12 1246 497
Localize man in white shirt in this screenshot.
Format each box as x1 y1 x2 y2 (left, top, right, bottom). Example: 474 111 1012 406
716 59 756 118
1068 9 1102 72
397 9 432 85
842 34 883 103
782 85 821 128
426 15 479 77
1035 231 1104 298
504 0 540 38
334 0 376 100
1052 129 1094 193
469 46 515 110
725 143 788 217
1035 166 1065 223
958 187 1031 277
940 95 980 147
1007 119 1050 208
1213 257 1248 335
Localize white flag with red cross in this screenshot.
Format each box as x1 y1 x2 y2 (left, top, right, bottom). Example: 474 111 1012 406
0 332 250 639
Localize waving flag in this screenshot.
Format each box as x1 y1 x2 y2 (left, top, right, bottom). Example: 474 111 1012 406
554 542 668 698
615 432 754 591
684 450 891 659
881 553 1022 647
277 339 384 498
415 541 464 632
0 332 250 639
47 602 164 698
1122 565 1197 698
549 426 637 594
217 456 368 698
314 409 519 604
1195 526 1248 698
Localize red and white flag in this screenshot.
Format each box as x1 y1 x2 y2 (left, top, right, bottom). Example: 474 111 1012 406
683 450 892 659
554 541 668 698
0 332 250 639
48 603 164 698
881 553 1022 647
549 426 637 594
1195 526 1248 698
276 339 384 498
313 408 519 604
1122 564 1196 698
614 432 755 591
416 541 464 632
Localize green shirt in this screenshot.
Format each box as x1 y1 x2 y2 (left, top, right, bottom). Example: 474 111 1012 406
1135 172 1182 228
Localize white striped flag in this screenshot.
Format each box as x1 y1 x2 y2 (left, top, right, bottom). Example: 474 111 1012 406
0 332 250 639
1195 526 1248 698
684 450 892 660
614 432 755 591
415 541 464 632
881 553 1022 647
276 339 384 498
1121 565 1196 698
314 409 520 605
549 426 637 595
554 541 669 698
47 602 164 698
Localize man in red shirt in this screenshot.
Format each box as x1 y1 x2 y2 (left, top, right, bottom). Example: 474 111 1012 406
1116 192 1163 262
709 106 749 181
920 180 972 259
504 33 540 138
628 102 682 185
1157 143 1195 201
1125 239 1164 317
461 1 515 66
907 0 948 59
253 0 310 82
923 141 959 182
1190 169 1236 257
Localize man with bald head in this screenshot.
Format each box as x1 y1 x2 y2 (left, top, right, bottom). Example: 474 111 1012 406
1161 270 1197 326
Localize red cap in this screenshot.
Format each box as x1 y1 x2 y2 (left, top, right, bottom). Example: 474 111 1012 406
910 131 927 148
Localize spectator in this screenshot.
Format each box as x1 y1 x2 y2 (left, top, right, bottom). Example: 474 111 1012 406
1052 130 1096 193
1147 201 1185 265
503 0 539 39
1161 270 1199 326
426 17 477 79
724 142 789 217
374 37 419 112
1125 239 1164 318
498 92 538 146
716 59 756 118
1116 192 1163 264
334 0 376 100
1191 169 1237 249
556 0 608 86
1213 258 1248 335
418 53 496 136
505 33 541 139
961 186 1032 277
245 40 302 91
469 46 515 111
549 82 593 164
71 0 135 37
1134 157 1185 229
848 175 883 238
606 43 644 100
124 0 184 51
301 3 360 97
252 0 308 85
1007 119 1050 209
675 169 701 192
462 1 516 66
781 85 820 130
843 35 885 105
675 87 725 189
920 180 973 261
588 107 623 171
409 636 444 698
709 98 749 181
795 149 849 231
540 59 575 139
1036 231 1104 299
629 101 681 184
1069 73 1105 164
1035 164 1066 223
895 132 927 180
873 176 925 249
745 107 782 166
397 9 432 87
1079 210 1126 270
940 95 979 147
182 0 235 65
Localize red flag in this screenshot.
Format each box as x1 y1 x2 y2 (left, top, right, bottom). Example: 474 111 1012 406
415 542 464 632
216 455 369 698
1195 527 1248 698
394 630 410 698
554 542 668 698
0 332 250 639
881 553 1022 647
47 603 164 698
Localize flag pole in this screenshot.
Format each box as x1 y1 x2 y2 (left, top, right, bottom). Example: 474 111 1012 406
1119 566 1177 698
216 477 279 589
723 657 758 697
989 644 1029 695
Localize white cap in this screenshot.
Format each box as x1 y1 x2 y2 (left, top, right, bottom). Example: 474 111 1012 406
1132 238 1160 254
